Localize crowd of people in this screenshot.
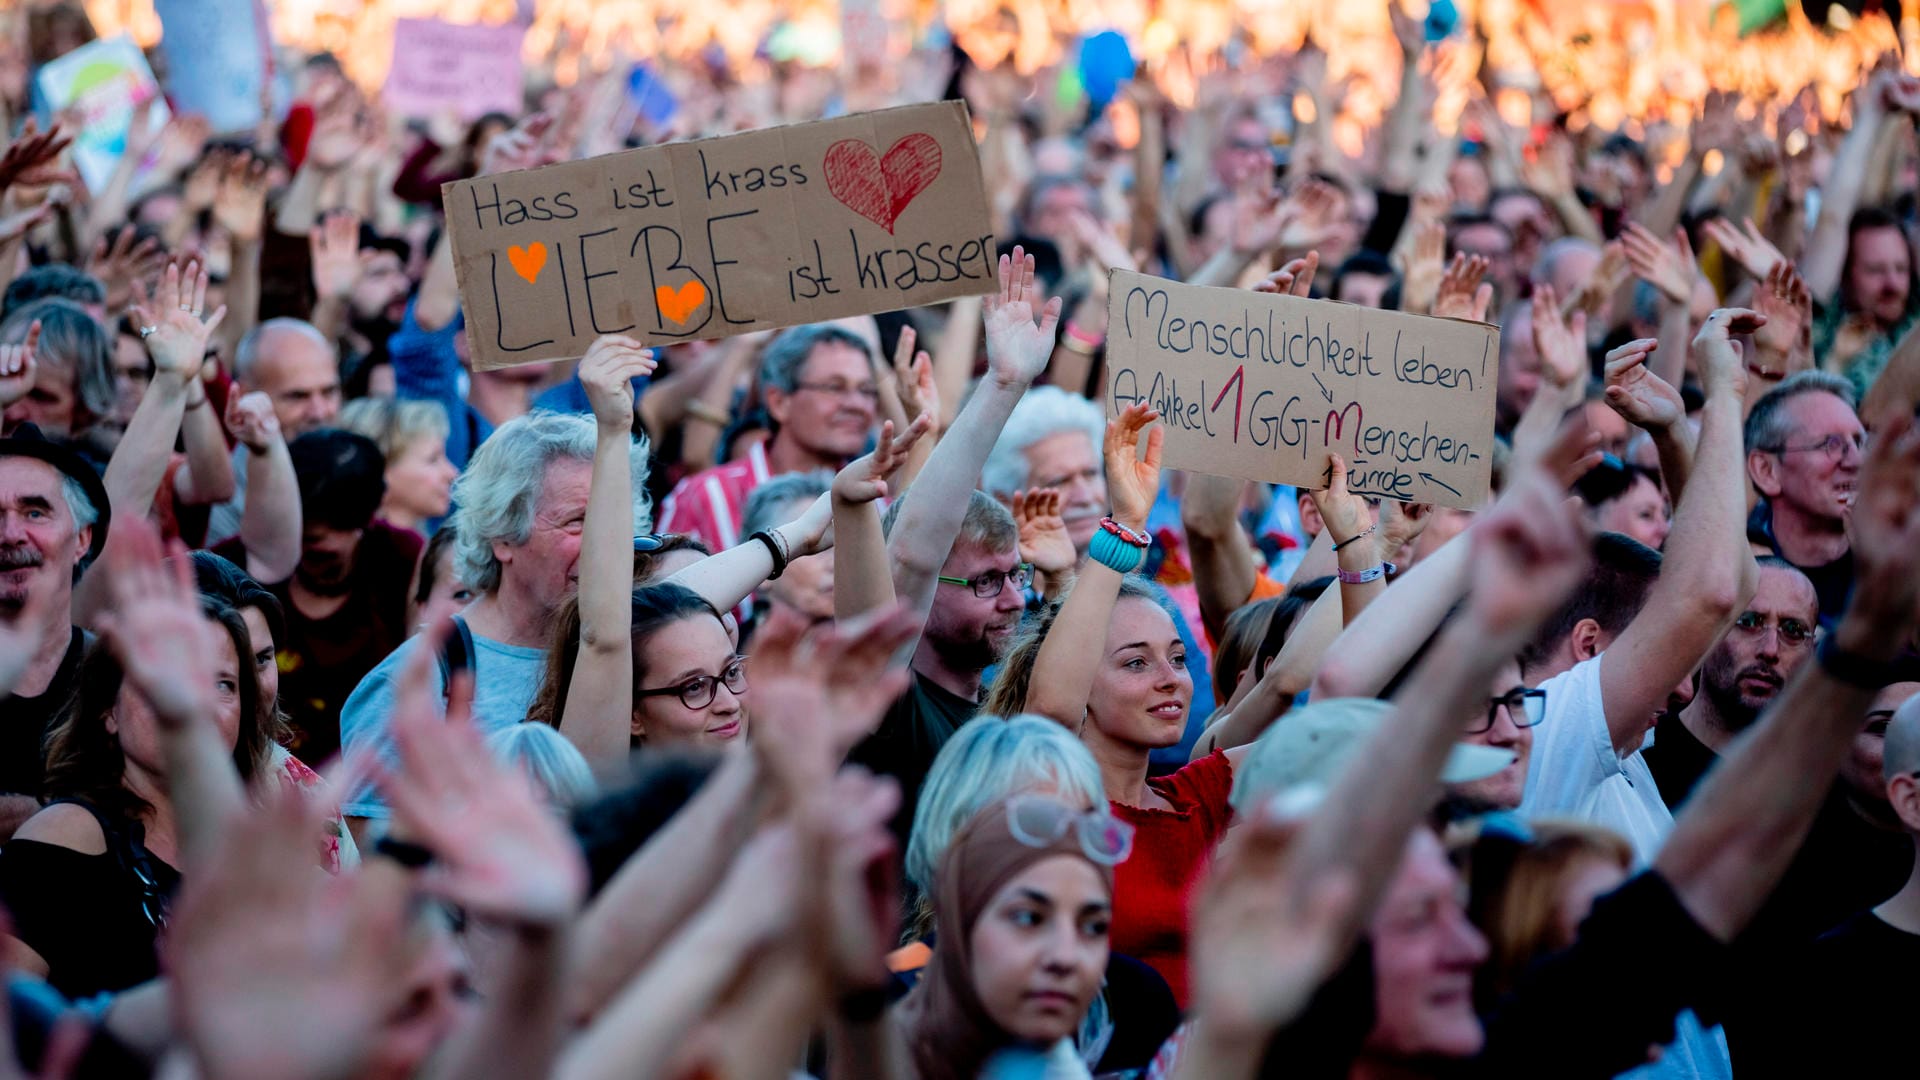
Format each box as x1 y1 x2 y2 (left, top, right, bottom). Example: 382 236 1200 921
3 2 1920 1078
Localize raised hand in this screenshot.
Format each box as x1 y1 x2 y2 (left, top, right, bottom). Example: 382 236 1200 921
309 210 367 302
1602 338 1684 433
0 200 53 248
1188 794 1359 1048
1467 462 1593 640
130 258 225 382
982 244 1063 390
832 414 932 506
1252 251 1320 298
86 227 167 315
1691 307 1763 404
1844 413 1920 638
1398 221 1445 314
306 91 370 172
1432 252 1492 321
1529 284 1589 391
577 333 657 433
1104 402 1163 532
480 112 557 177
802 768 903 994
1012 487 1077 576
0 119 76 193
1621 222 1696 307
1566 239 1630 318
1378 500 1433 559
211 152 271 245
95 517 223 727
1064 208 1140 278
182 154 223 215
381 627 587 928
1751 260 1812 379
168 773 416 1080
1701 216 1786 279
0 319 38 411
890 324 940 426
1309 454 1373 548
745 604 922 792
225 390 282 453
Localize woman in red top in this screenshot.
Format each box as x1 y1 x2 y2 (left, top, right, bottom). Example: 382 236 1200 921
984 406 1250 1007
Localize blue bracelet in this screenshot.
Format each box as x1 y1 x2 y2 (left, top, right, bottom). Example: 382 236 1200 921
1089 526 1147 574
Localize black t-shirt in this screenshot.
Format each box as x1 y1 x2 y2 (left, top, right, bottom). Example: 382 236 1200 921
1747 501 1854 627
223 522 423 761
847 672 979 842
1736 911 1920 1079
0 801 179 999
0 627 87 798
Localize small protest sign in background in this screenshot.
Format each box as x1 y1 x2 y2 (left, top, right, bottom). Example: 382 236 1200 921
1104 271 1499 510
30 36 169 192
154 0 268 135
384 18 527 121
443 101 997 371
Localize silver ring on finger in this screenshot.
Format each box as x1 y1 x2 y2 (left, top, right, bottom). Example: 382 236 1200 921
139 325 158 339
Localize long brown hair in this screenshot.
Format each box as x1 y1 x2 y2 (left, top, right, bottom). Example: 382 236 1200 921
980 576 1170 721
526 583 722 732
41 603 267 824
1458 820 1632 1008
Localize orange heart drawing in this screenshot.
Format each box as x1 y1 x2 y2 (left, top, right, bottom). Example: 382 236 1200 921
656 280 707 325
507 243 546 284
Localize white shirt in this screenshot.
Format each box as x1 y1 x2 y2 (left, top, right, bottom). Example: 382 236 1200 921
1519 653 1673 865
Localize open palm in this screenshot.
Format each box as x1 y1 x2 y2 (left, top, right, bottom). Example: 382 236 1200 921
1602 339 1683 431
131 259 225 381
983 245 1062 389
1104 403 1164 531
1013 488 1077 575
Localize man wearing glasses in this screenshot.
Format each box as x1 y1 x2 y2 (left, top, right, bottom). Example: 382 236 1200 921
1745 370 1867 627
658 322 879 553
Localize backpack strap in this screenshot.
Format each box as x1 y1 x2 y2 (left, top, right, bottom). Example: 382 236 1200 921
436 614 477 701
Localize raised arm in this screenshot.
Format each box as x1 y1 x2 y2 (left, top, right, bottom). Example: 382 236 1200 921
227 392 301 583
832 415 932 620
1180 472 1258 642
210 154 270 364
557 336 659 769
661 493 832 612
1378 2 1431 196
171 372 237 506
1602 337 1695 503
1620 223 1699 390
1803 71 1898 304
1655 414 1920 939
1023 404 1160 725
887 248 1058 627
1596 309 1760 753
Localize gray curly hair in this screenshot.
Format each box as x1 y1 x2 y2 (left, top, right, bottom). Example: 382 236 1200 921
449 410 651 594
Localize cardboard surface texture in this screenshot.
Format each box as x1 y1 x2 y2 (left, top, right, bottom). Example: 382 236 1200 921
444 101 997 371
1105 271 1499 509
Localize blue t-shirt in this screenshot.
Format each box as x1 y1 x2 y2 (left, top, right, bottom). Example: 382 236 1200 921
337 629 547 819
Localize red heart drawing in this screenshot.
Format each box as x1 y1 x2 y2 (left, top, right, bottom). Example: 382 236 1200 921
823 133 943 234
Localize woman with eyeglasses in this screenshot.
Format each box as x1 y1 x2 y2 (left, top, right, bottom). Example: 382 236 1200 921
888 795 1124 1080
0 569 270 999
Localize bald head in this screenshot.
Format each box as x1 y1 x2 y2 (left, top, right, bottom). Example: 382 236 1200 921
1886 692 1920 784
234 318 341 438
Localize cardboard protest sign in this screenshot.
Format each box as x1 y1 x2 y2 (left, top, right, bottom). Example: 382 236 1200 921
443 101 997 371
384 18 527 121
30 36 169 192
154 0 268 134
1104 271 1499 510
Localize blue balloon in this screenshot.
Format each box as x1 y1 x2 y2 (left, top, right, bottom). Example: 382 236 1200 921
1078 30 1134 107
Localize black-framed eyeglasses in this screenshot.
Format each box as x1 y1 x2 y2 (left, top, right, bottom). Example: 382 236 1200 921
937 563 1033 599
635 657 748 710
1766 433 1866 463
792 380 881 402
1470 687 1546 734
1731 610 1816 646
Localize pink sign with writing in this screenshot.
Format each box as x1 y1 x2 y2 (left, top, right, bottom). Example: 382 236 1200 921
384 18 526 120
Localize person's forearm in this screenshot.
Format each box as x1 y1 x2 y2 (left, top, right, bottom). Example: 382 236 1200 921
273 161 331 237
558 424 640 769
1310 527 1471 699
159 706 248 870
218 237 261 363
1048 292 1103 397
1170 110 1220 220
676 342 749 469
425 924 573 1080
311 293 349 346
1651 299 1692 389
888 378 1024 617
1182 474 1256 642
557 911 760 1080
1332 533 1386 627
239 441 301 583
1195 588 1336 757
567 751 762 1022
1129 106 1165 268
1649 422 1696 507
1859 113 1911 211
176 395 236 505
1803 104 1888 302
1655 622 1884 940
636 348 723 440
104 374 191 527
1379 54 1426 193
930 296 980 431
662 500 821 612
1188 246 1256 289
1632 151 1702 235
83 151 142 251
416 229 461 333
1548 189 1605 245
702 954 826 1080
1170 1017 1266 1080
1024 561 1124 725
1648 393 1752 627
833 500 894 620
1509 376 1583 480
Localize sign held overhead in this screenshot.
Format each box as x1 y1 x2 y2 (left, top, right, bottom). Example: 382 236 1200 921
443 101 997 371
1104 271 1499 510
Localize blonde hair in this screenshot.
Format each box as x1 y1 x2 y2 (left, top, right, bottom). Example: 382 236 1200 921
1459 820 1632 1005
337 397 451 462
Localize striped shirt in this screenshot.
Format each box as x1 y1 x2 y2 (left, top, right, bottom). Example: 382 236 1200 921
657 441 772 551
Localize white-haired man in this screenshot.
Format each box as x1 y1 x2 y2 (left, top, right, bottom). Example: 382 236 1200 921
981 384 1108 556
338 407 649 830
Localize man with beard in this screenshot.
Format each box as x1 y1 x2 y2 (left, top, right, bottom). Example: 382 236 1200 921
1745 372 1865 625
0 425 108 837
659 323 880 552
218 429 419 761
